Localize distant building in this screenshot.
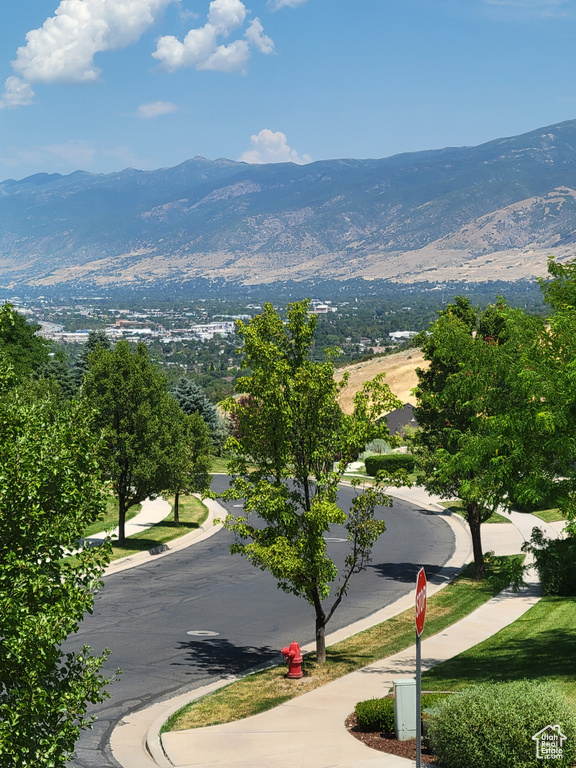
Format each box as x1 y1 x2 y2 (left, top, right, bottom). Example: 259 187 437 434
389 331 418 342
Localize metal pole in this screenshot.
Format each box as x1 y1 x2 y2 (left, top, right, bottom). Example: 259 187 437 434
416 631 421 768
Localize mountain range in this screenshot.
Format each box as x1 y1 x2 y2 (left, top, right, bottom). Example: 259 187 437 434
3 120 576 291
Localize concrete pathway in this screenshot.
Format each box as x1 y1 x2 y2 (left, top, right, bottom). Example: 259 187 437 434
84 496 172 546
109 490 565 768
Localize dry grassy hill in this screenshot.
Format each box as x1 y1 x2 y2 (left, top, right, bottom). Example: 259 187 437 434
335 348 428 415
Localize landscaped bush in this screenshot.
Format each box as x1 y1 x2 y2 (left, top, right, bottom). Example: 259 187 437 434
524 529 576 596
355 693 451 734
355 697 395 733
364 453 415 476
428 680 576 768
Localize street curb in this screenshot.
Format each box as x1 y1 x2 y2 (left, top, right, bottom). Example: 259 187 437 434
103 498 225 578
108 492 472 768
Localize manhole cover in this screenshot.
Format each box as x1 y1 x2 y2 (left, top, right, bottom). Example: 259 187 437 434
324 537 347 543
186 630 220 637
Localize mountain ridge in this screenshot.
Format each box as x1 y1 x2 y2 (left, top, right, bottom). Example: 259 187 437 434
3 120 576 290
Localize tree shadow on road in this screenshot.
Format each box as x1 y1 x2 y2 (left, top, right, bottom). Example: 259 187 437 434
367 561 461 585
173 636 280 676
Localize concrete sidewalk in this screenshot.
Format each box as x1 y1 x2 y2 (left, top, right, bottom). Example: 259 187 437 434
109 491 563 768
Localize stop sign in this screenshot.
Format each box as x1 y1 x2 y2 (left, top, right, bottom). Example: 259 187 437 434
415 567 427 637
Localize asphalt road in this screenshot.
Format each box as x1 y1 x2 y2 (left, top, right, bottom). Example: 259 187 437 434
69 478 456 768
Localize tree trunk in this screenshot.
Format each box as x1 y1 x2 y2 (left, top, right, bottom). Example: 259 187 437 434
174 489 180 526
467 501 485 579
118 491 127 547
315 617 326 665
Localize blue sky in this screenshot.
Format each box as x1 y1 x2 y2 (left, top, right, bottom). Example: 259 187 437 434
2 0 576 180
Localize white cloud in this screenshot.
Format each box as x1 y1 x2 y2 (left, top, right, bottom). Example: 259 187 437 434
153 0 274 72
137 100 178 118
7 0 176 87
239 129 312 165
245 18 275 55
0 76 35 109
268 0 308 9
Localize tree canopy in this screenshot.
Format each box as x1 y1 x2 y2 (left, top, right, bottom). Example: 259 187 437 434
0 382 113 766
0 302 51 381
219 300 404 663
83 340 184 545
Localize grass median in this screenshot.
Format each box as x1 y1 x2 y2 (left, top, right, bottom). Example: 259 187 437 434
109 494 208 561
83 496 141 538
164 557 521 732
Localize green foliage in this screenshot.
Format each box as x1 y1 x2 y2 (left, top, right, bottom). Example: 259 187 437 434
355 693 451 733
355 697 395 733
522 528 576 596
170 376 227 447
83 340 183 545
428 681 576 768
0 384 113 767
413 295 547 577
167 410 212 524
0 302 51 381
219 300 403 662
364 453 415 476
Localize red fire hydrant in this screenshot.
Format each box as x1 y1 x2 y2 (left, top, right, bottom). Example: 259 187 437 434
281 641 303 679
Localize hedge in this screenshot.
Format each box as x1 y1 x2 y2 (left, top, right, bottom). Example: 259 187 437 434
364 453 415 476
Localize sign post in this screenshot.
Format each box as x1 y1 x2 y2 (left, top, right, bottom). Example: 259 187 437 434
415 567 427 768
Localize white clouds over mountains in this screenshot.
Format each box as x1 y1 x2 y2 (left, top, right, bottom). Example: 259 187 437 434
1 0 277 108
239 129 312 164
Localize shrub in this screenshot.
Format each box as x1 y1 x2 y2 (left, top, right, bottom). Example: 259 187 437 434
355 693 451 734
428 680 576 768
361 439 391 458
364 453 415 476
355 697 394 733
524 529 576 596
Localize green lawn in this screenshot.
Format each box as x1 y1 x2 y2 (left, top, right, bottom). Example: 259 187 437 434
422 596 576 701
530 508 567 524
164 559 515 732
109 494 208 561
210 456 229 473
83 496 141 538
439 500 511 524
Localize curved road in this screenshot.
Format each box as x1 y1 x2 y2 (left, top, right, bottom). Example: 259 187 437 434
69 478 455 768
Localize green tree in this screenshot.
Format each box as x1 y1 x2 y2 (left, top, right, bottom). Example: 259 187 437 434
0 303 51 380
168 410 212 525
83 340 181 546
75 329 112 384
170 377 226 446
219 301 404 663
413 297 545 578
0 383 113 767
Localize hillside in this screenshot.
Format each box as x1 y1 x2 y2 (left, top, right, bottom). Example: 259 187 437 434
336 348 428 415
4 121 576 291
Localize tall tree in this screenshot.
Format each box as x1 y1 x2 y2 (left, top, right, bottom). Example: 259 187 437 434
167 410 212 525
0 382 113 767
83 340 180 546
0 302 51 380
219 301 403 663
413 297 544 578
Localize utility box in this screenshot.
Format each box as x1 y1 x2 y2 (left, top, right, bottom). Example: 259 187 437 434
394 677 416 741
